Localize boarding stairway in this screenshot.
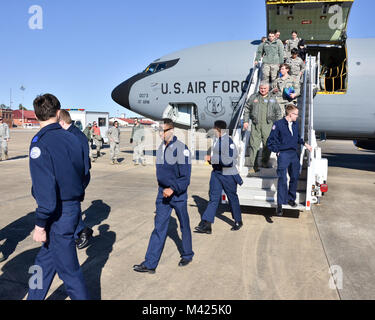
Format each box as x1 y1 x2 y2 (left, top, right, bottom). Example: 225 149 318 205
228 54 328 211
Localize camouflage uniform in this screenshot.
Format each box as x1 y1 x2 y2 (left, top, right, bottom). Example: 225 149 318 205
284 37 301 59
107 126 121 164
131 124 145 165
276 38 286 61
256 40 284 85
0 122 10 160
243 92 282 170
90 125 103 160
285 56 305 82
273 74 300 115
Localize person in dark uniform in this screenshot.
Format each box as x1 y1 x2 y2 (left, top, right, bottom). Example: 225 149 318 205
27 94 89 300
133 118 194 273
267 104 312 216
195 120 243 234
58 109 93 249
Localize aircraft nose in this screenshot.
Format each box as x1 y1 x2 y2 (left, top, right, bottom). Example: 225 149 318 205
111 79 133 110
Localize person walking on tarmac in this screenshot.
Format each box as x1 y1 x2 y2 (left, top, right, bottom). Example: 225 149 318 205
27 94 89 300
272 63 300 115
195 120 243 234
107 121 121 165
0 117 10 161
133 118 194 273
267 104 312 216
243 81 282 176
91 121 103 161
130 118 146 165
255 31 284 85
83 123 95 162
58 110 94 250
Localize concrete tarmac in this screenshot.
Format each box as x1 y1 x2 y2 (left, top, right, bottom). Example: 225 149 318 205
0 129 372 300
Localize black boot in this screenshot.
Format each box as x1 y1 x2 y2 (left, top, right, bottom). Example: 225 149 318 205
194 220 212 234
276 204 283 216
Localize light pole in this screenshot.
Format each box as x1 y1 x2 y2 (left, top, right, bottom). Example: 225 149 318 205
20 85 25 127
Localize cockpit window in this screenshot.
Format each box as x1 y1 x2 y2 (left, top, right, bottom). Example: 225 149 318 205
145 64 157 74
156 63 166 72
142 58 180 75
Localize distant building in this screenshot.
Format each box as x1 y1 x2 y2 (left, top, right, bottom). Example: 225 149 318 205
0 106 13 128
12 110 39 127
109 117 156 127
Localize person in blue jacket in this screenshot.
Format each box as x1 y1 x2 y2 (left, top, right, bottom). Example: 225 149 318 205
59 109 93 250
267 104 312 216
27 94 89 300
133 118 194 273
195 120 243 234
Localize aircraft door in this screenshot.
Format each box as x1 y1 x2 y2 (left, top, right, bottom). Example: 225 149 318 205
162 103 198 128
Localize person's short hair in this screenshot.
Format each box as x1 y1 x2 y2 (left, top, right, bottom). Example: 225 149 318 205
163 118 174 128
33 94 61 121
285 104 298 115
268 30 275 35
280 63 291 71
261 36 267 41
291 30 298 35
274 29 280 34
113 121 118 125
259 81 270 88
291 48 298 55
214 120 227 130
59 109 72 124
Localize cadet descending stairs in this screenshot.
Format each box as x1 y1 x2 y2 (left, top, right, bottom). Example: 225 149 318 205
226 54 328 211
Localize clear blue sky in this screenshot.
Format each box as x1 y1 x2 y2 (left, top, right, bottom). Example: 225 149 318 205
0 0 374 118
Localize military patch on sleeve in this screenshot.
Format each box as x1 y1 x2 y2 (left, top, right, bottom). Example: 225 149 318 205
183 149 190 157
30 147 41 159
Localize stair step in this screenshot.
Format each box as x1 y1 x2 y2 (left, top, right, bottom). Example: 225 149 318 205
237 188 306 203
240 177 307 190
238 198 306 210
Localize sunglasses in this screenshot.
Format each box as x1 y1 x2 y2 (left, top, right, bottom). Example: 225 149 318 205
159 127 172 133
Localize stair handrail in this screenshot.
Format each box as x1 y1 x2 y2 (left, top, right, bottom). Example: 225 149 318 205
229 54 261 133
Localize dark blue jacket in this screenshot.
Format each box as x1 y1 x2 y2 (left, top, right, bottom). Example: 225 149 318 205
29 123 86 228
156 136 191 201
267 118 305 153
67 124 91 189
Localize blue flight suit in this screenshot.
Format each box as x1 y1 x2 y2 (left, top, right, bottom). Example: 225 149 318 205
202 134 243 223
143 136 194 270
67 124 91 240
267 118 305 205
27 123 89 300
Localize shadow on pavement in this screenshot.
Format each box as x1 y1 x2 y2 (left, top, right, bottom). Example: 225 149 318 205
191 195 234 227
0 212 34 261
47 224 116 300
324 153 375 171
0 200 113 300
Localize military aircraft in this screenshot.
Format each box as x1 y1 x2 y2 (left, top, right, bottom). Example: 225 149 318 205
112 0 375 147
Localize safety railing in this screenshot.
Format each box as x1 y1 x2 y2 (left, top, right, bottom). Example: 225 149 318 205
228 54 261 133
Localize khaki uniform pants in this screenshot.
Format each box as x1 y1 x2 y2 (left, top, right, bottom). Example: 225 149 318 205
110 142 120 160
0 140 8 159
92 137 102 158
133 142 145 163
262 64 279 85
